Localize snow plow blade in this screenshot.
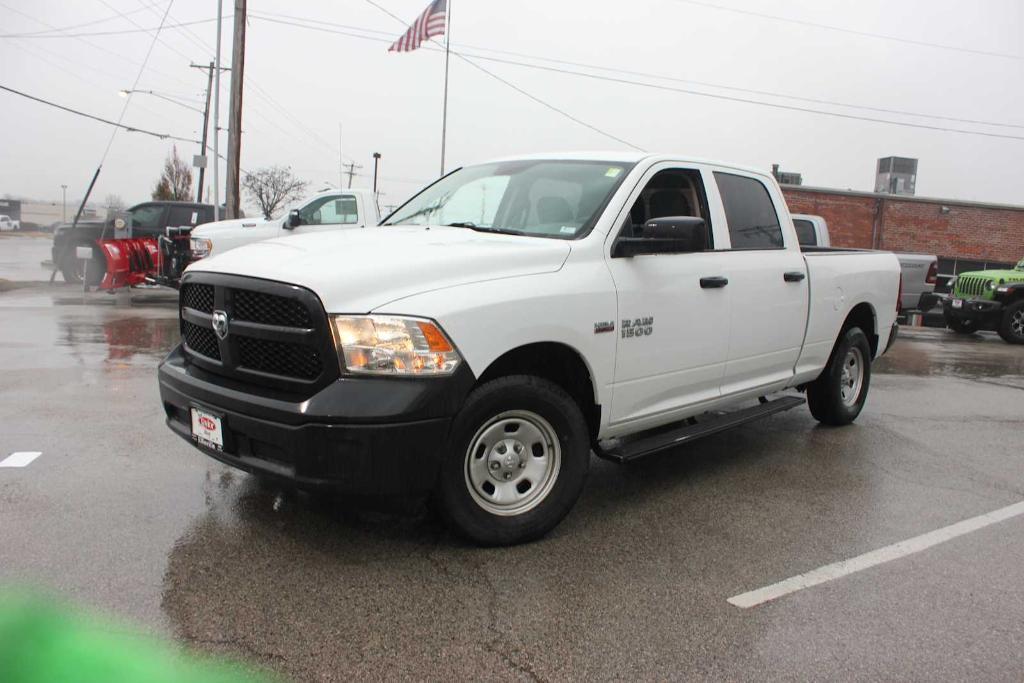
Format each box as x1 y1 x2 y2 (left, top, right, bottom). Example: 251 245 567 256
97 238 161 290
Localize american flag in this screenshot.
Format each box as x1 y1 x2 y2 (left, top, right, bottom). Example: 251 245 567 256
388 0 447 53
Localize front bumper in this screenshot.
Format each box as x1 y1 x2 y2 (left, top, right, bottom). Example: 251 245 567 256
942 295 1003 329
158 345 475 494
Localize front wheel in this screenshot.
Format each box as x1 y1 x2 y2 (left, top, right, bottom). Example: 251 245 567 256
998 301 1024 344
435 375 589 546
807 327 872 426
944 312 978 334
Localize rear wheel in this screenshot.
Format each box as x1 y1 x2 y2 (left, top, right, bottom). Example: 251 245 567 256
435 375 589 546
807 327 872 426
998 301 1024 344
944 312 978 334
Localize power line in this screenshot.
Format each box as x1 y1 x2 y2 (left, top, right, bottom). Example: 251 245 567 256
249 11 1024 131
0 17 219 39
0 85 199 143
0 1 163 37
253 12 1024 142
668 0 1024 62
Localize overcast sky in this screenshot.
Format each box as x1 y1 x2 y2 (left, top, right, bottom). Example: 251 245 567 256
1 0 1022 214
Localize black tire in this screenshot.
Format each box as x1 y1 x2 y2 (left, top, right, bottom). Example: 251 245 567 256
998 300 1024 344
944 312 978 334
807 327 872 426
59 245 105 286
435 375 589 546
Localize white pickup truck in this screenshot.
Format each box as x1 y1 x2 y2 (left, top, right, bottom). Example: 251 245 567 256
792 213 937 311
188 188 379 260
0 214 20 231
159 153 901 545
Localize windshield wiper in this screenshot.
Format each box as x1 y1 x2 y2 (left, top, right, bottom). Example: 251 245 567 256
445 222 525 236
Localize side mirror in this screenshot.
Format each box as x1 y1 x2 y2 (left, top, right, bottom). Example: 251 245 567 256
285 209 302 230
612 216 708 258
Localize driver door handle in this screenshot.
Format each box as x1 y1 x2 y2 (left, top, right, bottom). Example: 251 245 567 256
784 271 806 282
700 276 729 289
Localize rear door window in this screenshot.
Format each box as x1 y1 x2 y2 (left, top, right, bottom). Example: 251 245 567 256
168 206 202 227
793 219 817 246
714 172 784 249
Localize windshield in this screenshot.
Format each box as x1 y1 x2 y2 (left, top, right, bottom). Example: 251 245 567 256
384 160 634 238
1017 258 1023 270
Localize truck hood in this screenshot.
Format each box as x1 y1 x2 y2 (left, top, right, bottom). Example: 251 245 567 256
191 216 274 238
187 225 572 312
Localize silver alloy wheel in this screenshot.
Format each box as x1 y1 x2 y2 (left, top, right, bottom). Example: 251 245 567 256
464 409 561 516
839 346 865 406
1012 309 1024 336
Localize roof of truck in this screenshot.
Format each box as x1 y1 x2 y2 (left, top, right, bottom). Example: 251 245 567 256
481 152 772 178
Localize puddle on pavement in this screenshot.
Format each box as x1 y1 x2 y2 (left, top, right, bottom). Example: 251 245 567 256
875 332 1024 379
57 316 180 363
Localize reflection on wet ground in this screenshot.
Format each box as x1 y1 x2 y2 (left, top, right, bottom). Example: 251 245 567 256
876 328 1024 380
57 316 179 363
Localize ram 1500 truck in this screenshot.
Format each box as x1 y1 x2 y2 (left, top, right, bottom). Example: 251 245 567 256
158 154 901 545
188 189 380 261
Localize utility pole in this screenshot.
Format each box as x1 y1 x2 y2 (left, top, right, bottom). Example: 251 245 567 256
225 0 246 219
213 0 223 221
191 62 216 203
342 161 362 189
60 184 67 222
372 153 381 195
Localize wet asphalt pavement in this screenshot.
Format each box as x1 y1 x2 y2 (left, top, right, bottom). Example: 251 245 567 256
1 239 1023 680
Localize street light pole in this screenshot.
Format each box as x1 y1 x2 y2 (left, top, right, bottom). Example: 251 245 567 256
61 184 67 222
213 0 223 222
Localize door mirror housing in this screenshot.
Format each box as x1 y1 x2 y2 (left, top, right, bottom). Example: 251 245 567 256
612 216 708 257
285 209 302 230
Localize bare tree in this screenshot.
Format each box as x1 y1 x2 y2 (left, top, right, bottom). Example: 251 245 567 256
242 166 309 219
104 194 125 214
152 146 193 200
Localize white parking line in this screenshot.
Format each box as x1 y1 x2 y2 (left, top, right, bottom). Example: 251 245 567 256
728 501 1024 609
0 451 42 468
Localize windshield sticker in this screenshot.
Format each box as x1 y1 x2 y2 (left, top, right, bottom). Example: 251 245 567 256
605 167 623 178
560 226 576 234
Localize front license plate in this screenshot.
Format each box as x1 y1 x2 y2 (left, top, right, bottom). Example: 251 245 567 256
190 407 224 451
951 299 963 309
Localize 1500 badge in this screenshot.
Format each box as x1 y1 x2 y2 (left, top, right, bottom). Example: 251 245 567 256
621 316 654 338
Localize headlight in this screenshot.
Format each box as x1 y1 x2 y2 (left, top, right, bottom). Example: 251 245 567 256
190 237 212 258
985 280 996 291
330 315 461 376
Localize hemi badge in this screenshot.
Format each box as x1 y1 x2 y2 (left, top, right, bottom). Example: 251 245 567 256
594 321 615 334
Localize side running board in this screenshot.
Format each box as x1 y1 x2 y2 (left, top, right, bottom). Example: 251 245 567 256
595 395 806 463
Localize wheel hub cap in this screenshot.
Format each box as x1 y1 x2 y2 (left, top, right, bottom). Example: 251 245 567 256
465 410 561 516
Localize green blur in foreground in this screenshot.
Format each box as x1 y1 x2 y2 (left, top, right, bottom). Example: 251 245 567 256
0 593 272 683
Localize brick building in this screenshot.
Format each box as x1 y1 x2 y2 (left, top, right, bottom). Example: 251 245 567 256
781 185 1024 278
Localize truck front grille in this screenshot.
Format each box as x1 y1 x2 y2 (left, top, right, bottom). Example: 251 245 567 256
955 276 988 298
178 273 336 392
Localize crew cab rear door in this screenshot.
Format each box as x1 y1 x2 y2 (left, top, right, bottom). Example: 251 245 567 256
605 162 733 425
711 171 809 396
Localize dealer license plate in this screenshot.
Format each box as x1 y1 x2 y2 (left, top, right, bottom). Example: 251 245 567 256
190 407 224 451
951 299 963 309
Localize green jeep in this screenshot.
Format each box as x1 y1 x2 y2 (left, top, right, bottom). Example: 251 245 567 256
943 258 1024 343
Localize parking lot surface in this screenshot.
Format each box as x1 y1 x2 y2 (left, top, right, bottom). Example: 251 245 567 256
1 265 1023 680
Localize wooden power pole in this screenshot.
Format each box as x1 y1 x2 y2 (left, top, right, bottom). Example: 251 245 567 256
225 0 246 219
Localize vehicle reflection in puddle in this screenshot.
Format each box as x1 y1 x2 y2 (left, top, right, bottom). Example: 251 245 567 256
57 316 180 364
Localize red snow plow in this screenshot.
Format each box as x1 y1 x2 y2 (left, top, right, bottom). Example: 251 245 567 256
51 201 215 290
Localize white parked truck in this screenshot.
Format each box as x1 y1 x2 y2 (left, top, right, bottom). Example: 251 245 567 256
792 213 937 311
188 188 380 261
0 215 19 231
159 154 901 545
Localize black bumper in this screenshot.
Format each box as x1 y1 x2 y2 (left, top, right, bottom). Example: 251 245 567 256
942 296 1003 329
158 345 475 495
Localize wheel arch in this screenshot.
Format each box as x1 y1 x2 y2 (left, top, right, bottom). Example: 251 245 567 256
476 342 601 443
842 301 879 358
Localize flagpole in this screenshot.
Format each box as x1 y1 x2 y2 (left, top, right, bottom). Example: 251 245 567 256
439 0 451 176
